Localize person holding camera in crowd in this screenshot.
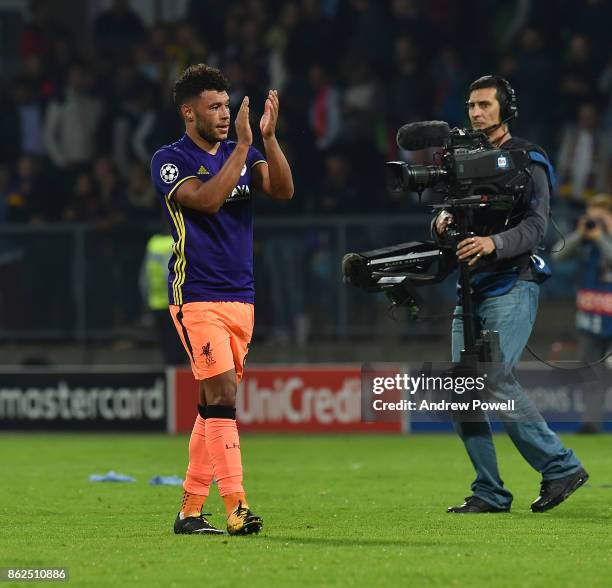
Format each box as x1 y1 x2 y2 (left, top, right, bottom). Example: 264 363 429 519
434 76 588 514
552 193 612 434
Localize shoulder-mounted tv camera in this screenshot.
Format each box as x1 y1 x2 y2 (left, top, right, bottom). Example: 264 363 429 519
386 122 531 203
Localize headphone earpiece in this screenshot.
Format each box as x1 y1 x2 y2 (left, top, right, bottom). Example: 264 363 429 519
494 75 518 122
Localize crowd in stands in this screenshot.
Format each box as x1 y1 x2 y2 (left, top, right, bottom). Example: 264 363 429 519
0 0 610 226
0 0 611 341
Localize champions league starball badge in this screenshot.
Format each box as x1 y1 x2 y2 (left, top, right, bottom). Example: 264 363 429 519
160 163 179 184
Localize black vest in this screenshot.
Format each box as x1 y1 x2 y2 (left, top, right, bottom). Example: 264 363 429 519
471 136 550 276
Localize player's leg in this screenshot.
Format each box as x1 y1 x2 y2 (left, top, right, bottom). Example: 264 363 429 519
202 301 262 534
169 303 224 534
201 368 262 534
179 393 213 515
201 368 243 512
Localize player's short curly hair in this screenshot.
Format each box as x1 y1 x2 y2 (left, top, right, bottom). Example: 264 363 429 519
172 64 230 109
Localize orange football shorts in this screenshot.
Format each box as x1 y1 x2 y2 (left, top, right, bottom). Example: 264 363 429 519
169 301 254 382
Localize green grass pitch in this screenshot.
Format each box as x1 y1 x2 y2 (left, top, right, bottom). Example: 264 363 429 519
2 433 611 587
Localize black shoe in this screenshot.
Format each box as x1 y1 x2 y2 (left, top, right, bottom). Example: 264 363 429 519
174 512 224 535
447 496 510 513
531 468 589 513
226 501 263 535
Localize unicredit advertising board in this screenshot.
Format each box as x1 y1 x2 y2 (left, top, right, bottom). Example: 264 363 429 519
2 365 607 432
170 366 402 433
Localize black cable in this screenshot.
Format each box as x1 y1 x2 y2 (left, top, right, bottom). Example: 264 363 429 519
388 302 612 370
525 343 612 371
548 213 566 254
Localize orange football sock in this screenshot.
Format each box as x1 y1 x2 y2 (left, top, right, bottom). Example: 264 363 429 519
205 414 246 513
180 491 206 518
181 415 213 516
223 493 248 514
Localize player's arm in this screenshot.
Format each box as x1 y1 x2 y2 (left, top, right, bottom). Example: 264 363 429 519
175 97 252 214
253 90 294 200
174 145 249 213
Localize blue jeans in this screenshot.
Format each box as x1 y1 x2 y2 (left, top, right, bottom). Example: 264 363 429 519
451 280 582 509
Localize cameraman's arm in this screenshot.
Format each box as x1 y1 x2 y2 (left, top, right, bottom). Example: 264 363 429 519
490 165 549 259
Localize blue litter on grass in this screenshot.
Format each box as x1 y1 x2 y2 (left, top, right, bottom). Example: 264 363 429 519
149 475 184 486
89 471 136 483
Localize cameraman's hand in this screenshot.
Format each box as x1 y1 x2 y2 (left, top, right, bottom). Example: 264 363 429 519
457 236 496 266
435 211 454 236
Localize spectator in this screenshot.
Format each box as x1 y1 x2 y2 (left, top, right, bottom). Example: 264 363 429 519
552 193 612 433
389 35 426 129
44 63 102 169
8 156 45 223
598 56 612 193
504 27 557 147
265 1 299 92
91 156 126 226
131 81 166 165
558 103 608 203
126 161 158 223
63 171 97 223
19 0 65 61
390 0 432 57
430 46 465 127
285 0 335 72
0 163 30 329
12 76 45 158
559 34 599 121
0 165 10 222
343 0 391 72
97 64 140 176
169 21 212 78
0 83 20 164
308 64 342 151
342 56 385 146
94 0 145 59
316 150 362 213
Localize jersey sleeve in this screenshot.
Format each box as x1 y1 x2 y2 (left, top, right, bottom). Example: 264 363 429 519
247 145 267 170
150 148 197 200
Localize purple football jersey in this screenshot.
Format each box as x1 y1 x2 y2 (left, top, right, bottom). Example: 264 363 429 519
150 134 266 305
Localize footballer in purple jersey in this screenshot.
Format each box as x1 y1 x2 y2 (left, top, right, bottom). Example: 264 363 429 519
150 64 293 536
151 135 266 305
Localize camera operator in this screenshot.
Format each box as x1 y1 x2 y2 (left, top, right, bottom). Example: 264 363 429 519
552 193 612 433
434 76 588 514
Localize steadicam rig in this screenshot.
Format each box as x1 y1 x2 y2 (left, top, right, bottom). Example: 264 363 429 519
342 241 456 316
